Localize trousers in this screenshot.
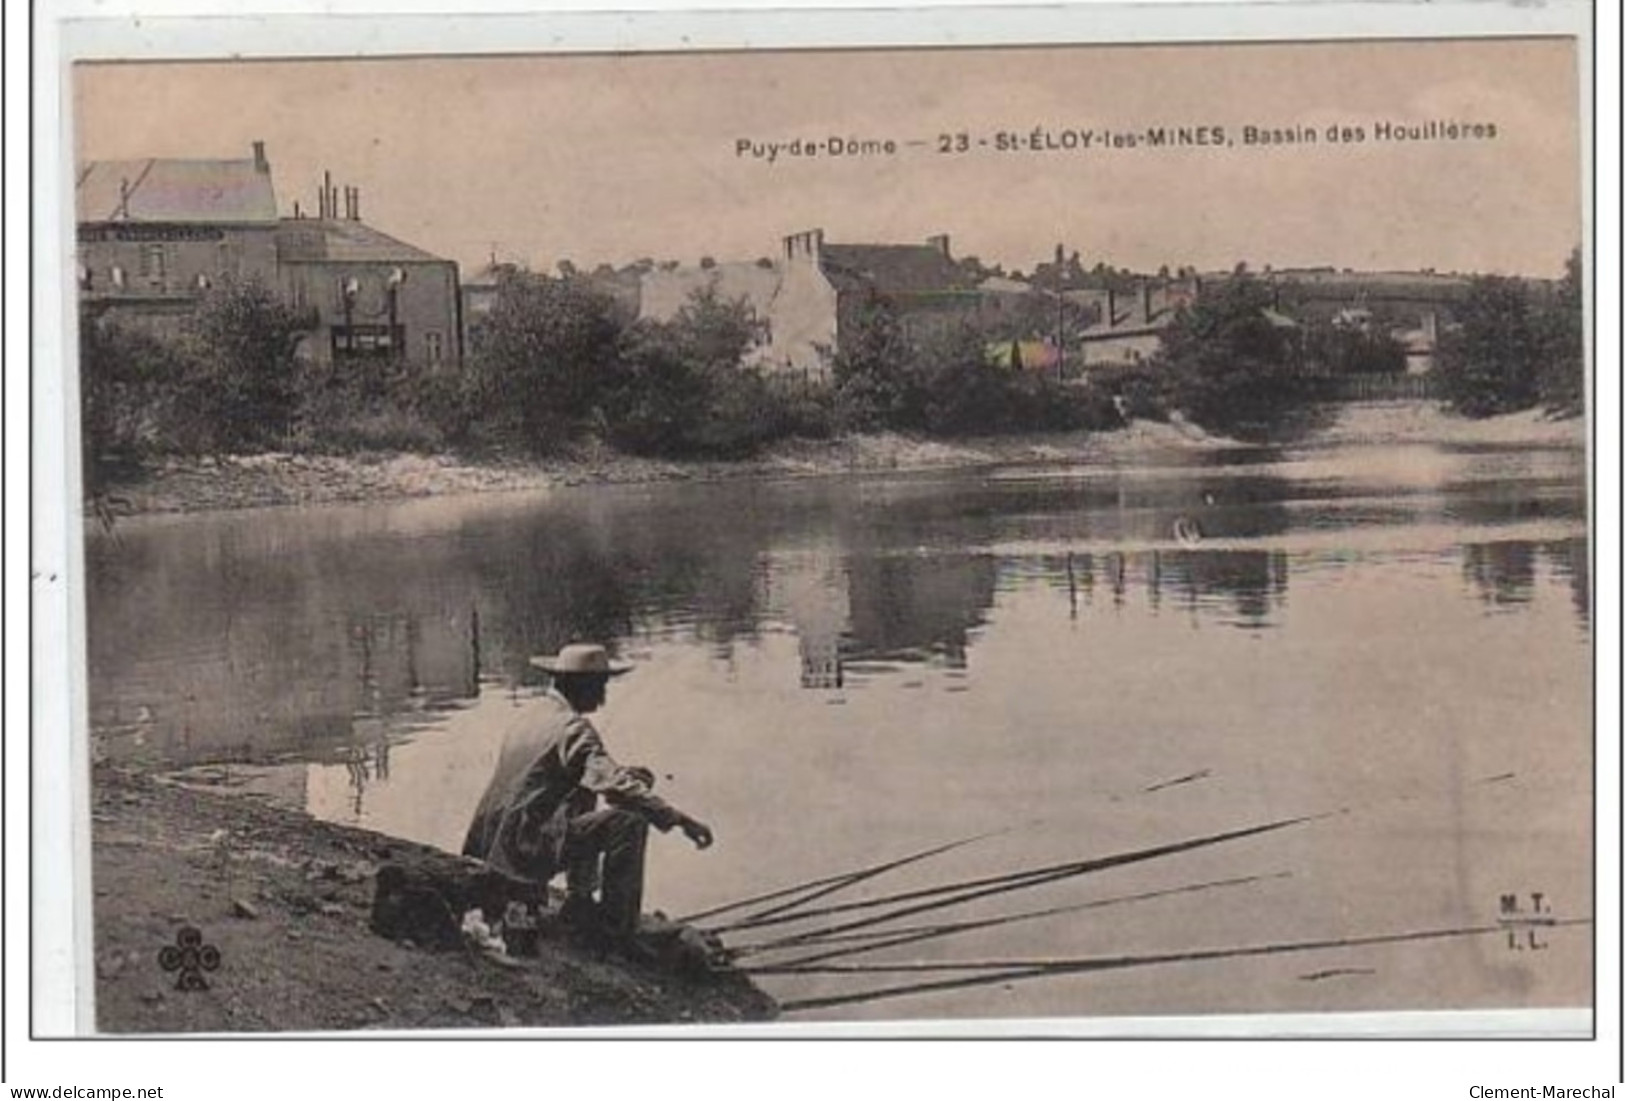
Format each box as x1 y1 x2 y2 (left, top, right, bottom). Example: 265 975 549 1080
561 807 649 935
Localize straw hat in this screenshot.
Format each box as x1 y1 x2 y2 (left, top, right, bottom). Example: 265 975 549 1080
529 643 633 677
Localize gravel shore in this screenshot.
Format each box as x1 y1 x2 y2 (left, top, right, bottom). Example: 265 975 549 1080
95 403 1580 520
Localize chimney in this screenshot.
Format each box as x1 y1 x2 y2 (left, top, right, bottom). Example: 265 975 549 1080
351 186 360 222
783 228 825 263
252 141 268 172
117 177 131 220
927 233 952 260
1140 281 1153 321
1106 287 1117 328
323 171 334 221
293 200 302 219
343 186 353 220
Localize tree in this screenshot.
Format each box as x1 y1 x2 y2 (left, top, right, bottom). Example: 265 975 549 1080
78 309 187 487
609 285 775 458
830 296 920 431
1536 247 1584 416
1304 320 1408 376
1153 273 1308 438
178 277 311 450
470 269 628 450
1434 275 1542 417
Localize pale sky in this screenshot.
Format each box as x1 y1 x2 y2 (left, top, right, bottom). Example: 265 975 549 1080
74 37 1582 278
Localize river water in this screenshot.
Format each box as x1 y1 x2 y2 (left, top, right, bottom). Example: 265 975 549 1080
85 436 1591 1026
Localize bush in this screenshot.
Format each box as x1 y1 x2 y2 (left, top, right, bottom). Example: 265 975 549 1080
1153 274 1311 439
289 373 446 454
78 310 190 490
468 270 629 452
1304 322 1408 376
409 370 484 449
1434 275 1542 417
607 290 823 459
829 297 919 432
174 278 313 450
832 309 1116 438
1536 248 1584 417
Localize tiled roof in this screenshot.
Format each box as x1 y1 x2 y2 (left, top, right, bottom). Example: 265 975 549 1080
77 158 277 224
276 219 447 264
820 244 972 297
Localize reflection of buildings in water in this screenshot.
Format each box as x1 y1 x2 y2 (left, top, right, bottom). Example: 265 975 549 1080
799 633 844 689
761 548 851 689
1461 541 1538 608
764 547 995 683
842 553 997 669
1161 549 1288 628
1045 549 1288 628
1462 538 1590 631
1541 538 1590 629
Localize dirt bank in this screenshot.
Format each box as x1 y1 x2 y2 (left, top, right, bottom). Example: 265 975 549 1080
93 404 1583 519
91 766 777 1033
1299 402 1585 449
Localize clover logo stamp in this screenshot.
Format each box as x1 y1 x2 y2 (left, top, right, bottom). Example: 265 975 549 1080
158 926 221 991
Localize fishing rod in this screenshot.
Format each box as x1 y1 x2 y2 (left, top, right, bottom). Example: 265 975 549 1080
681 764 1230 928
673 828 1007 925
709 768 1539 940
768 918 1593 1013
734 871 1292 966
716 813 1326 947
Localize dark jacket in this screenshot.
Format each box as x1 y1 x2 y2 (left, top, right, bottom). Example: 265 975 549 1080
461 690 682 881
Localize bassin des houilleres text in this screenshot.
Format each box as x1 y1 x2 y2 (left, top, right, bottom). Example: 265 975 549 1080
735 118 1499 163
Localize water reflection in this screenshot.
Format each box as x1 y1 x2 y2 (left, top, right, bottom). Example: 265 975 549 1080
1456 537 1590 630
340 741 392 817
843 554 996 668
1542 538 1591 629
1462 542 1538 609
86 446 1588 768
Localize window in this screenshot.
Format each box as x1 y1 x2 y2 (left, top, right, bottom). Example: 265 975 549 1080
332 324 404 360
425 331 443 365
139 244 167 281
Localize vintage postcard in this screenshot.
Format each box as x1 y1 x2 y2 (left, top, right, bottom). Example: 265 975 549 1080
44 2 1599 1050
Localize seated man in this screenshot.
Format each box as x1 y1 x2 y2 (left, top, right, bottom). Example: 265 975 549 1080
462 643 714 940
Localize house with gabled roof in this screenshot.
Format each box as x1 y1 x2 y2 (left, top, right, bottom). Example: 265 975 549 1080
634 230 978 380
76 142 282 329
276 190 462 371
767 229 979 378
76 143 463 371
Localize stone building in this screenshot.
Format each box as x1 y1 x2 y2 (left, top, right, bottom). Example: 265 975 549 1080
76 144 462 372
276 181 462 372
75 141 282 335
